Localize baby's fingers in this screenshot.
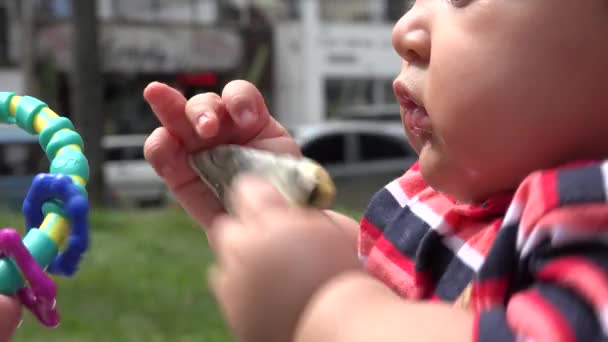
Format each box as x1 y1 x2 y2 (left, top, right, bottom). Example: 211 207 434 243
144 127 224 228
0 295 21 341
143 82 200 148
221 80 273 144
229 174 290 226
209 215 249 267
220 80 300 155
184 80 272 146
185 92 226 140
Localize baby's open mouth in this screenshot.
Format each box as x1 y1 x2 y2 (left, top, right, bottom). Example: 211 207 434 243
397 96 432 138
393 81 432 138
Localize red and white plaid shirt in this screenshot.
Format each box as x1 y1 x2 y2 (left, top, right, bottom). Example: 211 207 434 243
359 161 608 342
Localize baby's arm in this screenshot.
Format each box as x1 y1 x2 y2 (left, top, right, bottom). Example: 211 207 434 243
325 210 359 250
295 271 473 342
293 207 473 341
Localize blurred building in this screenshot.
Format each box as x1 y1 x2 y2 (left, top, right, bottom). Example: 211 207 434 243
0 0 270 134
0 0 411 133
0 0 23 93
271 0 411 127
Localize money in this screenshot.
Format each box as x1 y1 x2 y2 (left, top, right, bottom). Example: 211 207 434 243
188 145 336 212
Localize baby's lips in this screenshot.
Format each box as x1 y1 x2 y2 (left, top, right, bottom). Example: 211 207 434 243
393 80 421 108
393 80 408 102
406 107 432 137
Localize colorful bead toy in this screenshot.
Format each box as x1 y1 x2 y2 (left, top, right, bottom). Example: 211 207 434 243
0 92 89 327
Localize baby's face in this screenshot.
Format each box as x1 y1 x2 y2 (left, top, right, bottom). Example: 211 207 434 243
392 0 608 202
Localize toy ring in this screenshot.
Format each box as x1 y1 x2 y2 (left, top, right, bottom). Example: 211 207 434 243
0 93 90 327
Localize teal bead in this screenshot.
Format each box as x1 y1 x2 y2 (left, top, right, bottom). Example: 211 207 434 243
15 96 47 134
42 201 67 218
23 229 58 268
45 130 84 161
50 149 90 183
39 117 75 151
0 92 16 124
0 229 59 294
0 258 24 294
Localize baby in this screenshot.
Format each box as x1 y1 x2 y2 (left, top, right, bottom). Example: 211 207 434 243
143 1 608 341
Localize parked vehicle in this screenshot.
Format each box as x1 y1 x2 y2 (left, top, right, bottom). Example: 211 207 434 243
0 130 168 208
102 134 168 207
0 116 416 211
289 119 417 209
332 103 402 121
0 125 43 210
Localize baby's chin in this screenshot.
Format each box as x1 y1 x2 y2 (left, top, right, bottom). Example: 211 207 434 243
417 153 489 204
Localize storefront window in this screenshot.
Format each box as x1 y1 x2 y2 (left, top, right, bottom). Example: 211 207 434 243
318 0 412 23
110 0 218 25
39 0 72 18
325 78 397 119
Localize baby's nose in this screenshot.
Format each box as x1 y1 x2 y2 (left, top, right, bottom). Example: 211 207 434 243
391 7 431 63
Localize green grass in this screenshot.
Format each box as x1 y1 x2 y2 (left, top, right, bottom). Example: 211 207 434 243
6 206 362 341
10 207 230 342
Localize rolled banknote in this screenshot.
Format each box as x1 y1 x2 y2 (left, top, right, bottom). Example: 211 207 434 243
188 145 336 212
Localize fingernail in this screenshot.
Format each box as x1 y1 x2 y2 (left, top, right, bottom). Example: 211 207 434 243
197 112 210 128
238 109 256 127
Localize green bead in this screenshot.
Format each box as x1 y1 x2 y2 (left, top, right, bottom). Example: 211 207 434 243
50 149 90 182
0 258 24 294
45 130 84 161
42 201 67 218
23 228 58 268
0 229 58 295
39 117 75 150
15 96 47 134
0 92 16 124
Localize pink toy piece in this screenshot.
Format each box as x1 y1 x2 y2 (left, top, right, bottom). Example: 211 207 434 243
0 228 59 327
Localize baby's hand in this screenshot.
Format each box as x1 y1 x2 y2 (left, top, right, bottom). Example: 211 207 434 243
0 295 22 340
208 175 359 342
143 81 301 232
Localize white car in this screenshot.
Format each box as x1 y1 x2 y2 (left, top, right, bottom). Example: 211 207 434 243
0 120 415 210
0 129 167 208
102 134 168 207
289 119 417 209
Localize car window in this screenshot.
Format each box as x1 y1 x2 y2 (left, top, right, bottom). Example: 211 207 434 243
0 143 47 176
301 134 346 165
358 133 410 161
105 146 145 161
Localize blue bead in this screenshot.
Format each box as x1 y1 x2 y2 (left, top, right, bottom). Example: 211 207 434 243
21 173 90 277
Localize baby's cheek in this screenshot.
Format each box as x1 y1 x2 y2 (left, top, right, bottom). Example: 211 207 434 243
418 117 497 196
431 117 479 163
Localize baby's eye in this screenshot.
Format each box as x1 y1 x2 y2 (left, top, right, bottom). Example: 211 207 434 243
448 0 472 8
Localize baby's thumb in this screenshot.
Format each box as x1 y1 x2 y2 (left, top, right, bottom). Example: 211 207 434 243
0 296 22 341
230 174 290 214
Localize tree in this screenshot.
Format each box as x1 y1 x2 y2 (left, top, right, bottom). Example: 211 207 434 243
71 0 105 205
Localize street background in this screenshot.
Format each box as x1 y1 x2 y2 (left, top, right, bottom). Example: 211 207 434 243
0 1 415 340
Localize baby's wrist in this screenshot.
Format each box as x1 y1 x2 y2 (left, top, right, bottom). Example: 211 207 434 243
293 270 383 342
